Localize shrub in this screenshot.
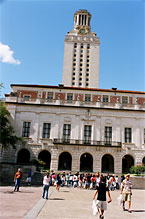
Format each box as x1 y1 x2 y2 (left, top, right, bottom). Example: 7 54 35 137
130 165 145 175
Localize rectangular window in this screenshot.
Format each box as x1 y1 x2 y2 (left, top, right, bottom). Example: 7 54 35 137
67 93 73 103
125 128 132 143
63 124 71 143
47 92 53 101
42 123 51 138
105 127 112 145
103 95 109 103
122 96 128 104
24 95 31 100
84 125 92 144
22 122 31 137
85 94 91 102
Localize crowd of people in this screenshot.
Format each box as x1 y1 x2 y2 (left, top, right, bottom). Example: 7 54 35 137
13 168 132 218
47 171 121 191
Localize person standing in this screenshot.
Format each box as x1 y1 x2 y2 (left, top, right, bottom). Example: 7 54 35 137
93 176 112 219
56 173 61 191
42 172 50 199
26 169 32 185
120 173 132 213
14 168 23 192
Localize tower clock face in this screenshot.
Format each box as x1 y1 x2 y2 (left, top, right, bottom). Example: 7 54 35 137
78 28 87 35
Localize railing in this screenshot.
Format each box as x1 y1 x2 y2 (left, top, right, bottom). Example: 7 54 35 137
53 138 122 147
5 96 145 110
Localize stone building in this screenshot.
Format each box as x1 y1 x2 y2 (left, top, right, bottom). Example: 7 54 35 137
2 10 145 174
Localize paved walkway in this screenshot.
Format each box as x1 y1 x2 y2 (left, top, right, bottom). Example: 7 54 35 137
0 186 145 219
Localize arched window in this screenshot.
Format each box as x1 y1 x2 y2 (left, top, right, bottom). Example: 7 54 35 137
17 148 30 164
122 155 134 173
142 157 145 165
58 152 72 171
38 150 51 169
80 153 93 172
102 154 114 173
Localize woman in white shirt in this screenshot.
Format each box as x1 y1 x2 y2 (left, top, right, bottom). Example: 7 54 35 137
42 173 50 199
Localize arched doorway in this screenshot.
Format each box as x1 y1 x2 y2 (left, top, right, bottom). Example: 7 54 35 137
122 155 134 173
142 157 145 165
58 152 72 171
102 154 114 173
17 148 30 164
80 153 93 172
38 150 51 169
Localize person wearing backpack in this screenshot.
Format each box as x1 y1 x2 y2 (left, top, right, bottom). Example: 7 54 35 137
93 176 112 219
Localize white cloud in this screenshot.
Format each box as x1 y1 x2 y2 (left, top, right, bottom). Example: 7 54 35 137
0 42 20 64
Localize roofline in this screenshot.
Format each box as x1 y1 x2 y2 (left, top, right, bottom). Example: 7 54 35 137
10 84 145 95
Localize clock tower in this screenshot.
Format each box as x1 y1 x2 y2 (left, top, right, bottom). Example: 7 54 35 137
62 9 100 88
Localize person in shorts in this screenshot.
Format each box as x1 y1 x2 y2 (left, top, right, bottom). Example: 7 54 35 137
120 173 132 213
93 176 112 219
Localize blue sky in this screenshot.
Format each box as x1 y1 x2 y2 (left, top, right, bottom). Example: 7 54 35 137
0 0 144 97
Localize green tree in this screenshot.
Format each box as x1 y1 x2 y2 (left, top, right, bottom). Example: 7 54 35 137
0 84 22 153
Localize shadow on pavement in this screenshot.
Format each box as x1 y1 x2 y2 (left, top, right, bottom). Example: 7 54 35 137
132 210 145 212
49 198 65 200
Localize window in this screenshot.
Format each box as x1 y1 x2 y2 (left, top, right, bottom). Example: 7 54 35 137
80 63 83 67
24 95 31 100
73 68 75 71
63 124 71 143
125 128 132 143
42 123 51 138
80 59 83 62
86 78 89 81
86 73 89 76
80 54 83 57
72 82 75 85
84 125 92 144
72 77 75 80
74 49 77 52
79 73 82 76
105 127 112 145
81 44 83 48
87 59 89 62
86 83 89 86
74 54 76 57
79 83 82 86
79 78 82 81
86 64 89 67
122 96 128 104
85 94 91 102
74 43 77 48
22 122 31 137
73 72 75 75
47 92 53 101
67 93 73 103
86 68 89 72
80 49 83 53
80 68 82 71
73 58 76 62
87 44 90 49
103 95 109 103
73 63 76 66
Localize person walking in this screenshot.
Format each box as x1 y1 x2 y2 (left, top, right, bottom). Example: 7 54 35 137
14 168 23 192
42 172 50 199
93 176 112 219
120 173 132 213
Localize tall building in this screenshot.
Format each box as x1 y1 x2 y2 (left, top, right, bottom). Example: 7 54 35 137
62 10 100 88
1 10 145 176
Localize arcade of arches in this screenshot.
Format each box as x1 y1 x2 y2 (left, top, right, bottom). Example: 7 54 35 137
16 149 137 173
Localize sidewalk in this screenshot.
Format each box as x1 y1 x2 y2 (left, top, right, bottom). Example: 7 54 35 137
0 186 145 219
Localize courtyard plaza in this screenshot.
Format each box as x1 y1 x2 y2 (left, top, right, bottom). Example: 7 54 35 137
0 186 145 219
